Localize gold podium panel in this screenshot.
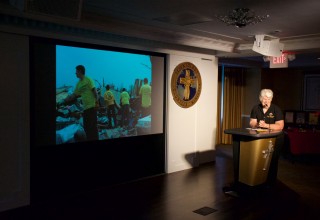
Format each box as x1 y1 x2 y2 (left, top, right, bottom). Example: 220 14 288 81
239 138 276 186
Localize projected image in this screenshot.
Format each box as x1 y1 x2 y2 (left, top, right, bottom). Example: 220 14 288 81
55 45 152 144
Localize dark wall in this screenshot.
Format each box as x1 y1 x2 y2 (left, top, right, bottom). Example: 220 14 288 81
261 67 320 111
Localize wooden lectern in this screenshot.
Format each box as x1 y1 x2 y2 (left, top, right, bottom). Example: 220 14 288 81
223 128 283 196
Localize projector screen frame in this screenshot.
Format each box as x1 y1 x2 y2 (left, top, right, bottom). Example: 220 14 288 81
30 36 167 147
30 37 167 200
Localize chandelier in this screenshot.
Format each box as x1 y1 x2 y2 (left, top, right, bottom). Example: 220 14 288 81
215 8 269 28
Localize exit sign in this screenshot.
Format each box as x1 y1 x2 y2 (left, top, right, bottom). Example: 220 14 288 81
269 53 288 68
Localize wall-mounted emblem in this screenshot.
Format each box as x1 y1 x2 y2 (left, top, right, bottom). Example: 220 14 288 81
171 62 202 108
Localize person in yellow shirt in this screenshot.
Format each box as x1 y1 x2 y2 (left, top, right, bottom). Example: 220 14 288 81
58 65 99 141
120 88 130 127
104 84 118 128
139 78 151 117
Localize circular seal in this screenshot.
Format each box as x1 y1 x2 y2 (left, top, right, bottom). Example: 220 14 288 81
171 62 202 108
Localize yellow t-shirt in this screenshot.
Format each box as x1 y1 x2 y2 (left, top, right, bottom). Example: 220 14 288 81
139 84 151 108
104 90 115 106
120 91 130 105
74 76 96 110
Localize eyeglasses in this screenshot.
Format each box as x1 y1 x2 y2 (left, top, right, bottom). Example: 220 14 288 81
262 97 272 101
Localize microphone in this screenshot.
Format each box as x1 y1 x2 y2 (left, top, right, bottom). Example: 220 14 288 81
263 104 268 108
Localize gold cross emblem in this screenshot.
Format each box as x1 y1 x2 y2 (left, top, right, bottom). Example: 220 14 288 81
262 139 274 171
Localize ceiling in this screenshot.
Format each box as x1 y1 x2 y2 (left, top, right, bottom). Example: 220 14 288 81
1 0 320 66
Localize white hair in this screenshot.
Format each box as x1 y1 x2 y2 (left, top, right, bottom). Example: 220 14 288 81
259 89 273 101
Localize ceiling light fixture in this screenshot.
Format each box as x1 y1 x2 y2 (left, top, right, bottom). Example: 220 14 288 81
215 8 269 28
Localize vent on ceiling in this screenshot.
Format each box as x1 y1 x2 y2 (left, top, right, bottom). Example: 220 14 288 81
153 12 212 26
10 0 83 20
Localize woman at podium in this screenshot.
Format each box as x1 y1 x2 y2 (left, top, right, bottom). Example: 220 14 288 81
249 89 284 131
249 89 284 186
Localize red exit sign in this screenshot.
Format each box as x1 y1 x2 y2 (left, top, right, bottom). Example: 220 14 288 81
270 53 288 68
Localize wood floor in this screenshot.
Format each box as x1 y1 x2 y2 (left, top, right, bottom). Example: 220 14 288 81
1 145 320 220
